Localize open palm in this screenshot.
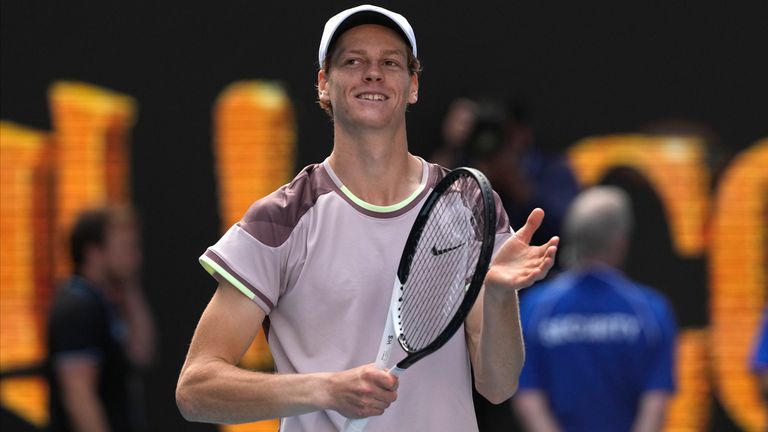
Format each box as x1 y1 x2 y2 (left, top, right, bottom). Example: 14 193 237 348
484 208 560 293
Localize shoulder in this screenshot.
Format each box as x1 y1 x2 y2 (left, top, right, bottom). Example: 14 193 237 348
51 279 101 312
237 163 335 247
632 282 675 318
613 277 677 336
49 279 106 326
427 161 451 180
426 161 510 233
520 274 573 318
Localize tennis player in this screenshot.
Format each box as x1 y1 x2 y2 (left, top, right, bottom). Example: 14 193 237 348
176 5 558 431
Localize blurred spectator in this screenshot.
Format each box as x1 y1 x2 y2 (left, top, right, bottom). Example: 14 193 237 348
513 187 677 432
752 310 768 401
429 97 478 168
47 207 155 432
467 100 579 248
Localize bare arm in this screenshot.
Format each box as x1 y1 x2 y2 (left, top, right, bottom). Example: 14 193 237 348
120 281 156 367
56 358 111 432
512 391 561 432
465 209 559 403
176 281 398 423
760 370 768 400
631 391 670 432
465 287 525 404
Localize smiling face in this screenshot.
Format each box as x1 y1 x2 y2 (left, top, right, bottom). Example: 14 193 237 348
318 24 419 131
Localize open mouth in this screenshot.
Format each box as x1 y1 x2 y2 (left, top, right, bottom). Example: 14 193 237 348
355 92 389 101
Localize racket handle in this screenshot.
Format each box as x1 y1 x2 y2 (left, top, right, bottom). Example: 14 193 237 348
343 417 370 432
342 280 402 432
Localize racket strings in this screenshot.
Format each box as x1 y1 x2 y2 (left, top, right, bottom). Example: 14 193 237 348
400 209 472 348
400 185 481 349
397 175 488 351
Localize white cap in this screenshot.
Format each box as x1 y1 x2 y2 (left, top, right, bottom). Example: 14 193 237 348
318 4 417 66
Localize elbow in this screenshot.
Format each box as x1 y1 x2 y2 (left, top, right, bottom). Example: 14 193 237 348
477 379 519 405
176 369 203 422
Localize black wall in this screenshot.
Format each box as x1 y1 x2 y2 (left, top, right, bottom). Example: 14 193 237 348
2 1 766 431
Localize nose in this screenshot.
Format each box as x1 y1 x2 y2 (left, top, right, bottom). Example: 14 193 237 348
364 63 383 82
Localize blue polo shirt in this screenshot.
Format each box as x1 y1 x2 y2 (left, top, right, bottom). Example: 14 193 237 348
752 310 768 373
518 267 677 432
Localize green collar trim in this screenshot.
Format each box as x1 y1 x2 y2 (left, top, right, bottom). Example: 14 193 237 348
339 182 426 213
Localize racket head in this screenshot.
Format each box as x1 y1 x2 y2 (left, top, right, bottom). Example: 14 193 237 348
393 167 496 369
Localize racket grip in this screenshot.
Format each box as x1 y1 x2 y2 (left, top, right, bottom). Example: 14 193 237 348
343 417 370 432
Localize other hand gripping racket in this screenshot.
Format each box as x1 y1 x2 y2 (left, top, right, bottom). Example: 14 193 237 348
343 167 496 432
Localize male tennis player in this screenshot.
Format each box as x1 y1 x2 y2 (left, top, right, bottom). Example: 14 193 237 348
176 5 558 431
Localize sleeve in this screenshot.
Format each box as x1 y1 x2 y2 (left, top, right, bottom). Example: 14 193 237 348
517 291 544 391
642 296 677 393
199 223 286 314
49 297 104 364
751 310 768 373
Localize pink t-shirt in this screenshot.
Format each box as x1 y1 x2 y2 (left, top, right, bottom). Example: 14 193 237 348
200 158 512 431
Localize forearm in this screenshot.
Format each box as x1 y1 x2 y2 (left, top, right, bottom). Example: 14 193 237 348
513 391 561 432
176 358 332 423
121 285 156 367
470 288 525 403
631 391 669 432
63 390 110 432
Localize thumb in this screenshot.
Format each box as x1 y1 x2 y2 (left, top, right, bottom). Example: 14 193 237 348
514 208 544 244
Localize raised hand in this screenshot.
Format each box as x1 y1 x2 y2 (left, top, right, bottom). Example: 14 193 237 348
484 208 559 294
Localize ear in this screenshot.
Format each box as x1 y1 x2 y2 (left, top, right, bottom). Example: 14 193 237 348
317 69 330 102
408 73 419 104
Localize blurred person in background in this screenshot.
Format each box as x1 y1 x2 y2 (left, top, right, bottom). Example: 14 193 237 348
512 187 677 432
47 207 156 432
467 99 578 249
751 310 768 402
429 97 478 168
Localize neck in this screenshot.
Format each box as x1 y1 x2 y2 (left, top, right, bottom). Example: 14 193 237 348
78 264 110 293
329 122 422 206
573 254 623 272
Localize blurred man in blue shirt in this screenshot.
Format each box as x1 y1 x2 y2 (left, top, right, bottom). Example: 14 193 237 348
513 186 677 432
751 310 768 401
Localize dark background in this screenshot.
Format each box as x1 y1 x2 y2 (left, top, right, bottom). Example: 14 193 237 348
2 1 767 431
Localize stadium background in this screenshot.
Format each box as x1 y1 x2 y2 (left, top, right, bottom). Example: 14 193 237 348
1 1 766 431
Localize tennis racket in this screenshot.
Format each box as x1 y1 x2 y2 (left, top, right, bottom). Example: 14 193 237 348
343 167 497 432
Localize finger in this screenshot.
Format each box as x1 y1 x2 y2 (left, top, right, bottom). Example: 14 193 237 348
370 370 398 391
535 237 559 255
544 245 558 260
366 395 394 409
527 260 552 283
365 407 386 417
355 403 386 418
370 388 397 404
514 208 544 244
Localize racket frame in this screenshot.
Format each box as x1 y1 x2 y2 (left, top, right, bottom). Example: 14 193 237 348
393 167 496 369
